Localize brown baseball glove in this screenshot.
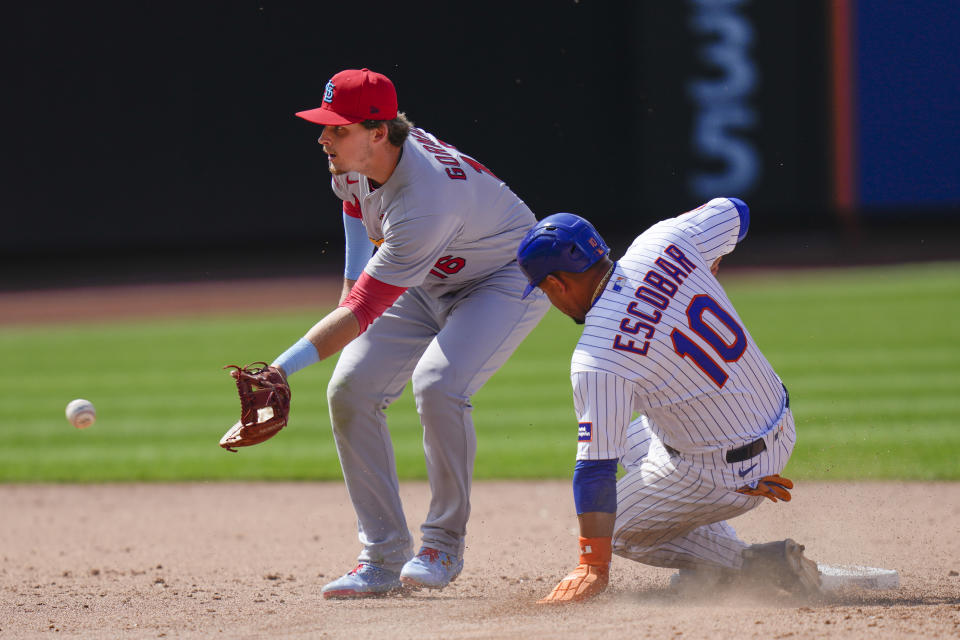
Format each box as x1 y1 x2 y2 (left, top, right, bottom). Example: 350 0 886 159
219 362 291 452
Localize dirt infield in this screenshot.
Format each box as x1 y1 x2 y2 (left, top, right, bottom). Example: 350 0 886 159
2 481 958 639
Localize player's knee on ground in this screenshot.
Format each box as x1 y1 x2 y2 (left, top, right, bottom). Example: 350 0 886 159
611 523 648 559
612 531 641 559
612 526 684 565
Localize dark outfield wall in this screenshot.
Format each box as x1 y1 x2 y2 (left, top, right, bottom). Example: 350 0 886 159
2 1 956 273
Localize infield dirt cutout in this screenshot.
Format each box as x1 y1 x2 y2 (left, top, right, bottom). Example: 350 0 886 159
2 280 958 638
2 481 958 639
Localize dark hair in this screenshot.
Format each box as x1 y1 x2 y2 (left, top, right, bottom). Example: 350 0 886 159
361 112 413 147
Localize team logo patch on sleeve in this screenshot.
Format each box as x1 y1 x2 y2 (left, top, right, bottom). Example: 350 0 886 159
578 422 593 442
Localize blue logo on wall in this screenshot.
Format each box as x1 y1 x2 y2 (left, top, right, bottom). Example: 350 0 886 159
323 81 335 103
578 422 592 442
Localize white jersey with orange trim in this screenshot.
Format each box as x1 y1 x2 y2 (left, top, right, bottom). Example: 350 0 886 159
572 197 787 463
331 127 536 296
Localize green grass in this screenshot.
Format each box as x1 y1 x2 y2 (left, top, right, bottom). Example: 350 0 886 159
725 262 960 481
2 261 958 482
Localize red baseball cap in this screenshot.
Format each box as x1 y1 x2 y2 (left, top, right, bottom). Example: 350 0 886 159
295 68 398 126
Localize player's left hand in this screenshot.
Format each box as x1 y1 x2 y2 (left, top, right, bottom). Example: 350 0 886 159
736 474 794 502
537 562 609 603
220 362 291 452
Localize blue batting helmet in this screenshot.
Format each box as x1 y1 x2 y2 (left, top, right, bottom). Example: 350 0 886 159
517 213 610 299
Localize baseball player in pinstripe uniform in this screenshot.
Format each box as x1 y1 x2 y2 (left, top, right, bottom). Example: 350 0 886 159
239 68 549 598
516 198 821 603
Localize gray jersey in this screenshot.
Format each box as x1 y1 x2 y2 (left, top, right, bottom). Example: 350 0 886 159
573 198 786 458
331 128 535 296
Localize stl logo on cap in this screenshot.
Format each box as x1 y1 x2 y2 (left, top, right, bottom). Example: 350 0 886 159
295 68 398 126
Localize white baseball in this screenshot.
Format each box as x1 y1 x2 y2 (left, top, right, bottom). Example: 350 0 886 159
66 398 96 429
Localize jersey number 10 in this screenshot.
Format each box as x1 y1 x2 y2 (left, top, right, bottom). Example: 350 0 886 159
670 295 746 388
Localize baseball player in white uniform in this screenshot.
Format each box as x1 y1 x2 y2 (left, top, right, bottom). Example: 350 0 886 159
253 68 549 598
515 199 820 603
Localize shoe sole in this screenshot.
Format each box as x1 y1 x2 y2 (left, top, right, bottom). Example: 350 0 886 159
322 586 404 600
783 539 822 595
399 572 461 591
669 567 735 595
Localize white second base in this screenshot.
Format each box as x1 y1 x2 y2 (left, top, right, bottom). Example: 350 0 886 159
817 564 900 591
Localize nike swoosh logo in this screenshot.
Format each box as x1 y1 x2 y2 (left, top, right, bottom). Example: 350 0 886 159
346 178 359 184
738 463 758 478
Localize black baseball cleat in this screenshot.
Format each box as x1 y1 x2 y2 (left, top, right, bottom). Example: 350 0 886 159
741 539 822 596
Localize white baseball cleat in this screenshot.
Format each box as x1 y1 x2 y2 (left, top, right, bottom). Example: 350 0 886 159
399 547 463 590
322 563 403 599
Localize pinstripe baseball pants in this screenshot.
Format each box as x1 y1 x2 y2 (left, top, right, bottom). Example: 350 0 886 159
612 405 796 570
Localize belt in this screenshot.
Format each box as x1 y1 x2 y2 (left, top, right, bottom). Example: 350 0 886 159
663 439 766 462
724 438 766 463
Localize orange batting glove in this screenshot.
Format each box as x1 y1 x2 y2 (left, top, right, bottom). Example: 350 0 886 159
736 474 794 502
537 536 611 604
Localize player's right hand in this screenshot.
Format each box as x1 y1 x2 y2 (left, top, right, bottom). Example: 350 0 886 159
537 562 609 603
736 474 794 502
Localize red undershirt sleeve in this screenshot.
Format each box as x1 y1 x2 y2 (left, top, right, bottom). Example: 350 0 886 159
338 271 407 334
342 195 362 219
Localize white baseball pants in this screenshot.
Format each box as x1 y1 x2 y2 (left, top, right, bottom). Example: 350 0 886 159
612 403 796 570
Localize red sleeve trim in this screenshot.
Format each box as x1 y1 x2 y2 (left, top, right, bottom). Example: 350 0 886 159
342 195 362 219
338 272 407 334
